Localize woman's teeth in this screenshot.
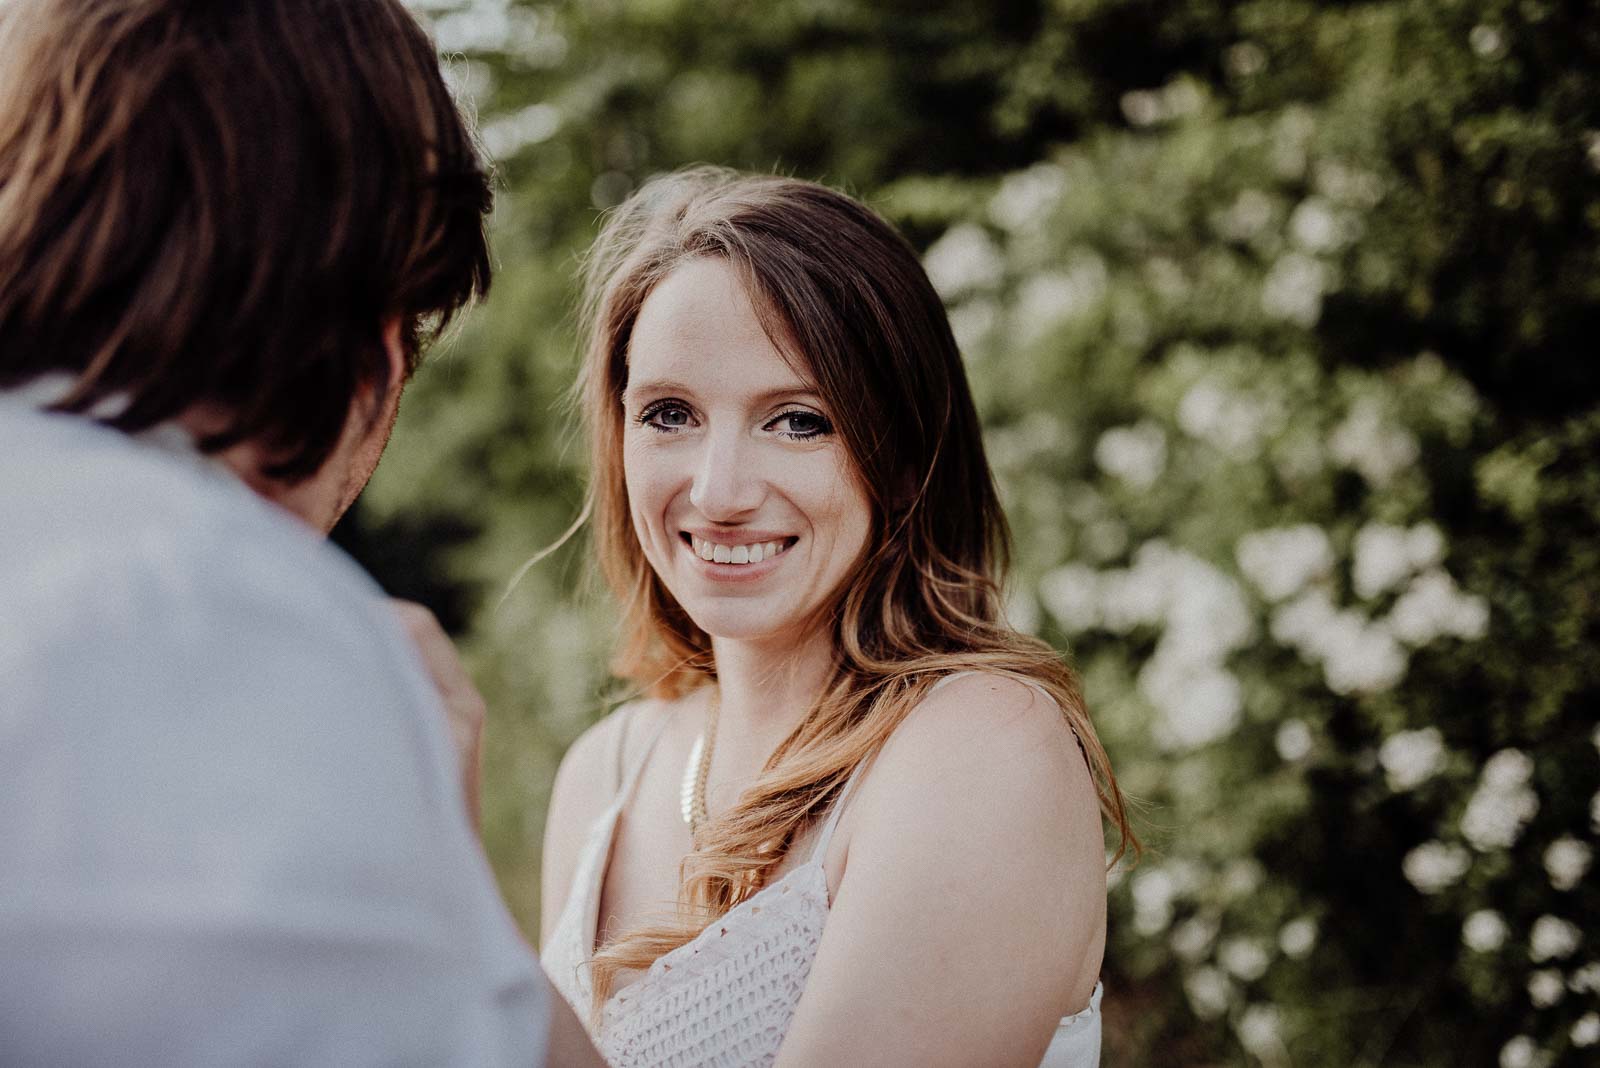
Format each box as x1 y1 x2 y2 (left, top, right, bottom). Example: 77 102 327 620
689 535 790 565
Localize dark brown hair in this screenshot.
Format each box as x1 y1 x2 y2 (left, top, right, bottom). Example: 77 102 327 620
577 167 1134 1004
0 0 492 480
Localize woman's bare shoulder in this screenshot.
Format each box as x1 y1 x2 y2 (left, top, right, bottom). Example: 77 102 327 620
886 671 1085 782
550 696 673 813
782 670 1106 1059
847 670 1101 865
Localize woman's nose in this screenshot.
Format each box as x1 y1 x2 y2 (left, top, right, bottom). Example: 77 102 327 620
688 429 763 520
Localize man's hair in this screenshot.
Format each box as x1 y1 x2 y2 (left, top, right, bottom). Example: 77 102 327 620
0 0 492 481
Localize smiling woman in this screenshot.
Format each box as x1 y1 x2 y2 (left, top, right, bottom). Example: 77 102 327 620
538 167 1134 1067
621 257 871 641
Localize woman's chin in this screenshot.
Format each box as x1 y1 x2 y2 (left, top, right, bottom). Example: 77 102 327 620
680 603 811 647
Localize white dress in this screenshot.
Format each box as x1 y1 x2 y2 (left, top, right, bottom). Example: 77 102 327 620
543 688 1103 1066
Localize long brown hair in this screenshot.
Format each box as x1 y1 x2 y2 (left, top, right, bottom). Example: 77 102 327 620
0 0 491 481
578 166 1134 1004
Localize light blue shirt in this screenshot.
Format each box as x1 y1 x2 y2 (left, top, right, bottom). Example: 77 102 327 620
0 387 549 1066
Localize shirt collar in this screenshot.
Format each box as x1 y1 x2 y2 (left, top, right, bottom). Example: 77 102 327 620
1 373 226 474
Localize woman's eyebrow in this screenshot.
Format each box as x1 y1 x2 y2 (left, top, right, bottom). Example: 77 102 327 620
752 386 823 406
622 381 823 406
621 378 696 402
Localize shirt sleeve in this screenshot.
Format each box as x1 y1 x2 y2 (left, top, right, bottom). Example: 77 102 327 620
0 527 550 1068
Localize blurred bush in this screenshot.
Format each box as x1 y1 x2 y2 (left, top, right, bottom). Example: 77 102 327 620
350 1 1600 1062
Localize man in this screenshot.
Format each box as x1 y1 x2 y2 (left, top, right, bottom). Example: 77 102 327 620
0 1 600 1063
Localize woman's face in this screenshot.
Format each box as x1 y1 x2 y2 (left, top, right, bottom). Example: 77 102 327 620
620 257 872 647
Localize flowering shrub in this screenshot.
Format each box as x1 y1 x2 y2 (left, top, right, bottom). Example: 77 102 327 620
361 0 1600 1062
923 8 1599 1061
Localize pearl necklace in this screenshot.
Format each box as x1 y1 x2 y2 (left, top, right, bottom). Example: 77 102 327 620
679 688 719 838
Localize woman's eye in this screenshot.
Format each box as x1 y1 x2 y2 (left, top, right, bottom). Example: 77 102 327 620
638 401 693 432
769 410 833 440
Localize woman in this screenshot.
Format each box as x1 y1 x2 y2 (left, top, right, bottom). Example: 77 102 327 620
540 167 1133 1066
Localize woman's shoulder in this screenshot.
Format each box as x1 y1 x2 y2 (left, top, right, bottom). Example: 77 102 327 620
891 670 1082 772
847 670 1099 854
814 670 1107 1026
552 695 676 804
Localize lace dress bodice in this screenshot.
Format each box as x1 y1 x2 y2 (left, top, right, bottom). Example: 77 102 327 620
542 691 1103 1067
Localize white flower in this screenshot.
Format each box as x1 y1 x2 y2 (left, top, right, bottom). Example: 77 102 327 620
1315 160 1385 206
1220 937 1271 981
1176 379 1273 459
1170 916 1217 962
1014 254 1108 343
1544 837 1593 892
1290 197 1345 252
1269 586 1410 695
1402 841 1471 894
1406 523 1445 569
989 163 1067 233
1528 969 1565 1008
1225 42 1268 79
1352 523 1414 600
1329 398 1420 487
1132 868 1179 936
1261 252 1330 326
1529 915 1581 962
1461 751 1539 851
1094 421 1167 491
1038 565 1101 633
1388 569 1490 645
1003 588 1040 636
1271 588 1339 658
479 101 560 159
1120 89 1165 127
1570 962 1600 994
1279 916 1318 958
1275 719 1314 762
1463 909 1509 952
1236 525 1334 602
1499 1036 1543 1068
1146 662 1243 750
1483 749 1534 791
1110 544 1254 751
1223 859 1265 899
1236 1004 1284 1057
1319 612 1408 695
1184 966 1232 1020
922 224 1004 299
1470 24 1506 59
1573 1013 1600 1048
1379 728 1446 791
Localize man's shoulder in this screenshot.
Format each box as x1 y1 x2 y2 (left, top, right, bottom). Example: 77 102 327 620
0 405 384 636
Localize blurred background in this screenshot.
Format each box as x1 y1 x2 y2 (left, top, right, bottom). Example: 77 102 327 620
342 1 1600 1063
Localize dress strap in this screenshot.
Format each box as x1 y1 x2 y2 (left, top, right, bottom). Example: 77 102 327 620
809 753 875 862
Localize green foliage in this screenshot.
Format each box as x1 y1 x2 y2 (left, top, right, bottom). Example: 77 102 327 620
351 1 1600 1061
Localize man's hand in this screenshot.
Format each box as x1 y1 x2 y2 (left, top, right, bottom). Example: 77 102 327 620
390 599 486 832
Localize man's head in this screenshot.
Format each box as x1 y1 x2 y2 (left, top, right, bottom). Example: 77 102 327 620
0 0 492 529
